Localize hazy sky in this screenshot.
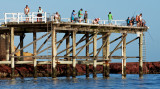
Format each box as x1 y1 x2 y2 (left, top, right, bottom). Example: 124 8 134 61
0 0 159 62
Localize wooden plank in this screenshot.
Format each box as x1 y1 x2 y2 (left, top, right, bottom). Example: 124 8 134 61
110 37 139 53
37 33 71 55
110 56 124 59
63 34 87 56
127 56 139 58
0 61 11 64
10 31 52 56
86 32 89 78
20 34 24 61
16 61 33 64
96 33 110 57
5 34 10 61
66 32 70 58
109 34 127 57
36 34 51 53
76 32 98 56
110 36 122 44
57 33 70 49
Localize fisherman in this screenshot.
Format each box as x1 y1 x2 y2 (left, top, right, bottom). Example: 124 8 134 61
54 12 60 22
84 11 88 23
93 18 100 24
37 7 43 22
108 12 113 25
139 13 143 26
131 17 135 26
136 15 139 26
78 8 83 23
71 10 76 22
126 17 130 26
24 5 30 22
142 19 146 27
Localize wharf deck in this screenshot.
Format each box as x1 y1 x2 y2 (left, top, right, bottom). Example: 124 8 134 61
0 22 148 34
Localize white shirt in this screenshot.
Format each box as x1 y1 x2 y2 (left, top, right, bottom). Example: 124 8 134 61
24 8 29 14
38 9 43 13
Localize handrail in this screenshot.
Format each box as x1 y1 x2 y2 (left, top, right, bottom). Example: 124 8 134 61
2 12 127 26
4 12 47 24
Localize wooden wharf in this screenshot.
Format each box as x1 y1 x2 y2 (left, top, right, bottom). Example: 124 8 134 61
0 20 148 79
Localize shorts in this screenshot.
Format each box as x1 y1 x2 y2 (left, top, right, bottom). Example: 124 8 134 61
71 17 74 21
25 14 29 17
108 20 112 24
37 14 42 17
79 17 82 20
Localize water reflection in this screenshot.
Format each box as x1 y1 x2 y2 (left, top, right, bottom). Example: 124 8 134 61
0 74 159 89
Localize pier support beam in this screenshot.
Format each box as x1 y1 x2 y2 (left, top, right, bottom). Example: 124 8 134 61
66 32 70 78
20 34 24 61
93 32 97 78
139 33 143 78
102 33 107 78
52 27 57 79
72 31 76 78
33 32 37 78
11 27 15 79
103 33 110 78
122 33 127 79
86 33 89 78
5 33 10 61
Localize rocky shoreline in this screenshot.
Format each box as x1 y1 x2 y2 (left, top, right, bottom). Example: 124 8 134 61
0 62 160 78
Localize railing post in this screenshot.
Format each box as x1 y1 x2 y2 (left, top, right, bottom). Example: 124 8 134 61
4 13 7 24
32 12 34 23
115 20 117 25
88 20 89 23
17 13 19 24
45 12 47 23
21 14 23 22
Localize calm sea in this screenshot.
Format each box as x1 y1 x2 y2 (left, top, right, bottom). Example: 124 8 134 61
0 74 160 89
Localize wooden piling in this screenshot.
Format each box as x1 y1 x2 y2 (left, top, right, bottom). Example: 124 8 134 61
66 32 70 78
72 31 76 78
103 33 110 78
102 33 107 78
93 32 97 78
86 33 89 78
139 33 143 78
105 33 110 78
20 34 24 61
11 27 15 79
52 27 57 79
5 33 10 61
33 32 37 78
122 33 127 79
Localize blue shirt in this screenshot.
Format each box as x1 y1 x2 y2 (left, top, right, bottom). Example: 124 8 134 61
71 12 75 18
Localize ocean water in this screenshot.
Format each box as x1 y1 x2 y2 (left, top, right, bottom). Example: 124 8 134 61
0 74 160 89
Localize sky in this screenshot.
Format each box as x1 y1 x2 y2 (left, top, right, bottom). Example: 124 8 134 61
0 0 160 62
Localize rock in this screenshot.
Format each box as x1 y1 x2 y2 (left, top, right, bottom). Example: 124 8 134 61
0 62 160 78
